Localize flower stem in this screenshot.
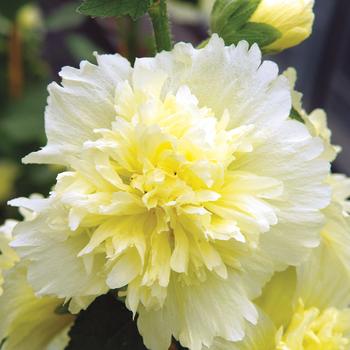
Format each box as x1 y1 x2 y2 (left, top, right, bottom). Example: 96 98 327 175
148 0 172 53
8 23 23 99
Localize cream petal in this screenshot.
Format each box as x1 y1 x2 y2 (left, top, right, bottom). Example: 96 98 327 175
152 35 291 129
296 242 350 310
12 211 108 302
24 55 131 166
206 308 277 350
0 263 74 350
138 271 258 350
107 249 142 289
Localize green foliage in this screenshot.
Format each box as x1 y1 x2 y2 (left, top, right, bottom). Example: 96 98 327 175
0 0 31 21
66 34 103 61
77 0 154 20
0 84 47 144
210 0 282 48
46 3 85 31
65 294 147 350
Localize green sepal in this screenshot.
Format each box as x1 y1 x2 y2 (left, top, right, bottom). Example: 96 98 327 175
223 22 282 48
0 338 7 350
77 0 154 20
210 0 282 49
211 0 261 33
290 107 305 123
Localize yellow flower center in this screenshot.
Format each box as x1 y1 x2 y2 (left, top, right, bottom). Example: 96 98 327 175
277 300 350 350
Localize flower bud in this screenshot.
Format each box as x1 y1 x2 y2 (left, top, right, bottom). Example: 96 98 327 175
251 0 315 51
16 4 43 32
211 0 315 53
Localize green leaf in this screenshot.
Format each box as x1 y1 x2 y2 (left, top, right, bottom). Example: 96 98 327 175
77 0 153 20
65 294 147 350
223 22 282 47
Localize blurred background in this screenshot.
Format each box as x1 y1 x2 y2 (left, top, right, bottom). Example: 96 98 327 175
0 0 349 222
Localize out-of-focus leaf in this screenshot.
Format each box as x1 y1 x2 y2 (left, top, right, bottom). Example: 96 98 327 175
0 161 19 202
1 83 47 143
45 3 85 31
0 0 32 21
77 0 153 20
0 14 11 35
66 34 103 61
65 293 147 350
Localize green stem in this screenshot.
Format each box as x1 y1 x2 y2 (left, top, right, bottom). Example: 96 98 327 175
148 0 172 52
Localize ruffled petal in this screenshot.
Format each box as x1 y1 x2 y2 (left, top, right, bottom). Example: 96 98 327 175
0 263 74 350
24 55 131 166
138 271 258 350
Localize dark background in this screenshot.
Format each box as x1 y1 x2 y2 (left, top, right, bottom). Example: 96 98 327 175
0 0 349 222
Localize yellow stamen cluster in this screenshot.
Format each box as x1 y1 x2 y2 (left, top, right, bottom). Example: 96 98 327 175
277 300 350 350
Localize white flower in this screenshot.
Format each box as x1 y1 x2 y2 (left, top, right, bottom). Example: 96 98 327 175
0 262 74 350
0 216 74 350
207 243 350 350
11 35 330 350
0 220 19 295
284 67 340 162
284 68 350 284
320 174 350 282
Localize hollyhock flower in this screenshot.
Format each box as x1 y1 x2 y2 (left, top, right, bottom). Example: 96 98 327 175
320 175 350 279
285 67 350 280
0 220 19 295
10 35 330 349
0 262 75 350
284 67 340 162
0 218 74 350
208 244 350 349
